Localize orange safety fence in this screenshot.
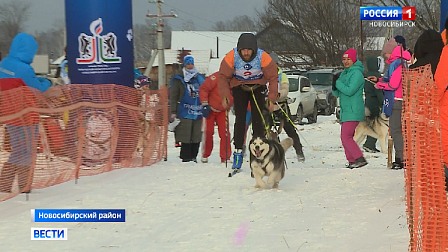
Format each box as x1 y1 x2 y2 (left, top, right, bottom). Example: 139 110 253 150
402 65 448 251
0 81 168 202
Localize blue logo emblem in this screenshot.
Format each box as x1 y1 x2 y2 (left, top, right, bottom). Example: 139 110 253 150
244 64 252 70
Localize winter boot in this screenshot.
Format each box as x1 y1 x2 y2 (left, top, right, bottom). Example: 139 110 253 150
391 158 403 170
296 149 305 162
232 149 243 169
345 162 355 168
350 157 368 169
363 145 380 153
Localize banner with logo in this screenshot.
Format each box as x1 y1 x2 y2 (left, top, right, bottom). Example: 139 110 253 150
442 0 448 33
65 0 134 87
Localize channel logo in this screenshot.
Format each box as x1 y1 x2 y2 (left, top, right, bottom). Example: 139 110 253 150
360 7 415 20
31 228 68 240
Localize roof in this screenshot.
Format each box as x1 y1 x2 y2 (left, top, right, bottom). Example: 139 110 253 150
51 55 66 65
152 49 211 74
171 31 255 59
307 68 339 73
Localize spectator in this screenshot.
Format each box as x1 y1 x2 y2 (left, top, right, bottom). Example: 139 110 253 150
435 17 448 190
218 33 278 170
409 29 444 76
55 47 70 84
170 55 205 162
199 72 233 163
362 56 384 153
268 52 305 162
332 48 367 168
0 33 52 193
367 38 411 169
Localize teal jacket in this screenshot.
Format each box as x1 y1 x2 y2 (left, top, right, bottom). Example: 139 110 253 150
332 60 365 122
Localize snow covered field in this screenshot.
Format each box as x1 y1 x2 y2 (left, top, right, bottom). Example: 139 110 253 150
0 115 409 252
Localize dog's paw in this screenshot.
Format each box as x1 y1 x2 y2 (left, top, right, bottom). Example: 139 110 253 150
255 183 266 189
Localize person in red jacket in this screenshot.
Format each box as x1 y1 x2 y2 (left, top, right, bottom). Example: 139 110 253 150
435 17 448 191
199 72 233 163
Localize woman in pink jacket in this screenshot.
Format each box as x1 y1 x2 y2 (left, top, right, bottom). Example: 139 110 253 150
368 40 411 169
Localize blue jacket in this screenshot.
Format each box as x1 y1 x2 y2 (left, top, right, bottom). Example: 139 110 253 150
0 33 51 92
172 74 205 120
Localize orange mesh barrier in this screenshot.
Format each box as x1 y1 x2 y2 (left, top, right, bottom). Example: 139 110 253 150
402 65 448 251
0 83 168 201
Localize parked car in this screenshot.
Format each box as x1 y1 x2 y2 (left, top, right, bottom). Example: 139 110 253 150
283 69 307 76
306 68 343 115
286 75 318 124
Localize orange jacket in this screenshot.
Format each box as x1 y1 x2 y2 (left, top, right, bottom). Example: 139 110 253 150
217 49 278 105
435 46 448 106
200 72 233 112
435 45 448 166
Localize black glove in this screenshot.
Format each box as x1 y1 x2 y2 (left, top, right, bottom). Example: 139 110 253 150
332 73 341 91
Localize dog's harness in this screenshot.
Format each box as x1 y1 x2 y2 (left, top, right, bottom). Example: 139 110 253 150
254 159 269 174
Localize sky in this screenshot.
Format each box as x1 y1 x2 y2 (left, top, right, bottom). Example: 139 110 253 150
0 0 267 33
0 115 409 251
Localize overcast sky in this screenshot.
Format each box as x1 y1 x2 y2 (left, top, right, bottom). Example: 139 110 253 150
1 0 268 33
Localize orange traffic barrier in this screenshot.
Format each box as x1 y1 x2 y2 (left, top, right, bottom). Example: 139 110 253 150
402 65 448 251
0 82 168 201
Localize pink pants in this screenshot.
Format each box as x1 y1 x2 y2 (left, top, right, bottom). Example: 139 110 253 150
341 121 363 162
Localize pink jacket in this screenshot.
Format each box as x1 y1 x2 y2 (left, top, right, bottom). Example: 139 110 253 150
376 46 411 99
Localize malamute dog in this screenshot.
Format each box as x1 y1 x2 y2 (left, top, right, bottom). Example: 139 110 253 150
353 111 389 154
249 137 293 189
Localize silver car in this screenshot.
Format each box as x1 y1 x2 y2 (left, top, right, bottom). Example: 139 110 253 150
286 75 318 124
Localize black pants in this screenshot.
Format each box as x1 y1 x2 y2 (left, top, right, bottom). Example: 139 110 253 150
180 143 200 162
232 85 267 149
273 105 303 154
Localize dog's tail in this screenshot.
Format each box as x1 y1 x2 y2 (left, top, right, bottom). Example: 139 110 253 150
280 137 294 151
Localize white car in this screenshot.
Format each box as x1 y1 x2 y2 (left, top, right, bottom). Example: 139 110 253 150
286 75 318 124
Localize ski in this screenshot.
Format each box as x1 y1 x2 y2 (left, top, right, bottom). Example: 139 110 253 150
228 168 241 177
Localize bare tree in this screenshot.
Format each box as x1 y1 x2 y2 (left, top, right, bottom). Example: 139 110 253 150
182 19 196 31
0 0 31 55
133 22 156 62
34 19 66 60
256 0 362 66
213 15 257 31
133 19 172 63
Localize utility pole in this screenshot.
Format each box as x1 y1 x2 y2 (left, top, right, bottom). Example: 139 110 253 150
360 0 363 62
146 0 176 88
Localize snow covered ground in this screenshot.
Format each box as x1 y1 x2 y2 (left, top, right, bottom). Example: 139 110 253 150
0 115 409 252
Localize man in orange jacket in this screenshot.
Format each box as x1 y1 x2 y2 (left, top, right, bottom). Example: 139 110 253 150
199 72 233 163
218 33 278 169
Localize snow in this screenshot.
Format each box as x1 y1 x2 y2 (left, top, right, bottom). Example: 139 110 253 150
0 115 409 251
